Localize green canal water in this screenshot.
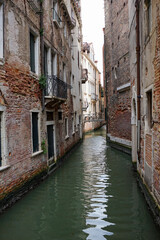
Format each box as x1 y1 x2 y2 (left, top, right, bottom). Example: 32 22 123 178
0 127 160 240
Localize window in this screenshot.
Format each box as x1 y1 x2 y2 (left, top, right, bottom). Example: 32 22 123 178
0 3 3 59
0 107 8 168
79 115 81 126
79 82 80 95
144 0 151 39
64 23 67 38
46 111 54 121
53 1 61 27
65 118 68 138
30 32 38 74
146 90 152 129
63 63 66 83
75 112 77 130
46 111 55 160
32 112 39 153
51 52 57 76
78 51 80 68
30 32 35 72
58 110 63 121
72 117 75 134
44 45 48 76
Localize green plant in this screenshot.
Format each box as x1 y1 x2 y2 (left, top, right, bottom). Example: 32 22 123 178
39 75 46 89
39 28 44 36
41 140 47 154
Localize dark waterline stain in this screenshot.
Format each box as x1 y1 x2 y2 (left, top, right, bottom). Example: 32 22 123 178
0 127 159 240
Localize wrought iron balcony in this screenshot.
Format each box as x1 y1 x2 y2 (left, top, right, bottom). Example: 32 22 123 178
82 101 89 111
91 93 98 101
45 75 71 100
81 69 88 83
53 9 61 27
71 16 76 27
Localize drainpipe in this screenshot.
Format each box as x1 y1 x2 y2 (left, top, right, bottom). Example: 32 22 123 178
40 0 45 111
135 0 141 162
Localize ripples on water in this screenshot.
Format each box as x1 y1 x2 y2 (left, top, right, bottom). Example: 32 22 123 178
82 135 114 240
0 127 160 240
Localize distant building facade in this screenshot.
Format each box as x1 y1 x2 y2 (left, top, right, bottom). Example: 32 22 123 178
82 42 104 132
0 0 82 210
104 0 131 153
128 0 160 224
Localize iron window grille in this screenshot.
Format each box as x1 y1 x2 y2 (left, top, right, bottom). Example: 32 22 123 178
45 75 72 99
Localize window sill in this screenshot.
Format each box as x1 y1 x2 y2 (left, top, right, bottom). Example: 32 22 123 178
72 132 75 135
29 71 38 79
0 165 10 172
65 135 69 140
31 150 43 158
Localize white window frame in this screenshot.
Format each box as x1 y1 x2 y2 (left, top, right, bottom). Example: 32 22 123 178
0 3 4 59
31 110 42 157
0 106 9 171
75 112 78 131
63 63 66 83
72 116 75 135
65 117 69 139
51 51 57 76
30 30 39 75
145 85 153 133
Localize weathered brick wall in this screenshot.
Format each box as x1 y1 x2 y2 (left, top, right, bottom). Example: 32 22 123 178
0 0 82 208
153 2 160 203
0 1 47 202
104 0 131 142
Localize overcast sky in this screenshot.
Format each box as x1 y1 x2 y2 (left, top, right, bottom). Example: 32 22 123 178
81 0 105 80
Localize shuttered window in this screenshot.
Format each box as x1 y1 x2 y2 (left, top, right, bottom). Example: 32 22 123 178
30 32 35 73
32 112 39 153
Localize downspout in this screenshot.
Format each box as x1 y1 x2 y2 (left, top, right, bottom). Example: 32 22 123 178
135 0 141 161
40 0 45 111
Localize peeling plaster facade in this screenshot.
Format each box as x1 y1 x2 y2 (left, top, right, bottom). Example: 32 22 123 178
128 0 160 224
0 0 82 210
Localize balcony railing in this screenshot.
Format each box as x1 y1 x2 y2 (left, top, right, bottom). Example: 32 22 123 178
45 75 71 100
81 69 88 83
82 101 89 111
91 93 98 101
53 9 61 27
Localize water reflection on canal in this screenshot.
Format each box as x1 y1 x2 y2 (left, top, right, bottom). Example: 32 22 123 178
0 126 160 240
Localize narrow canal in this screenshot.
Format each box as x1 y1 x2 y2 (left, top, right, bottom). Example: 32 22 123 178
0 127 160 240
